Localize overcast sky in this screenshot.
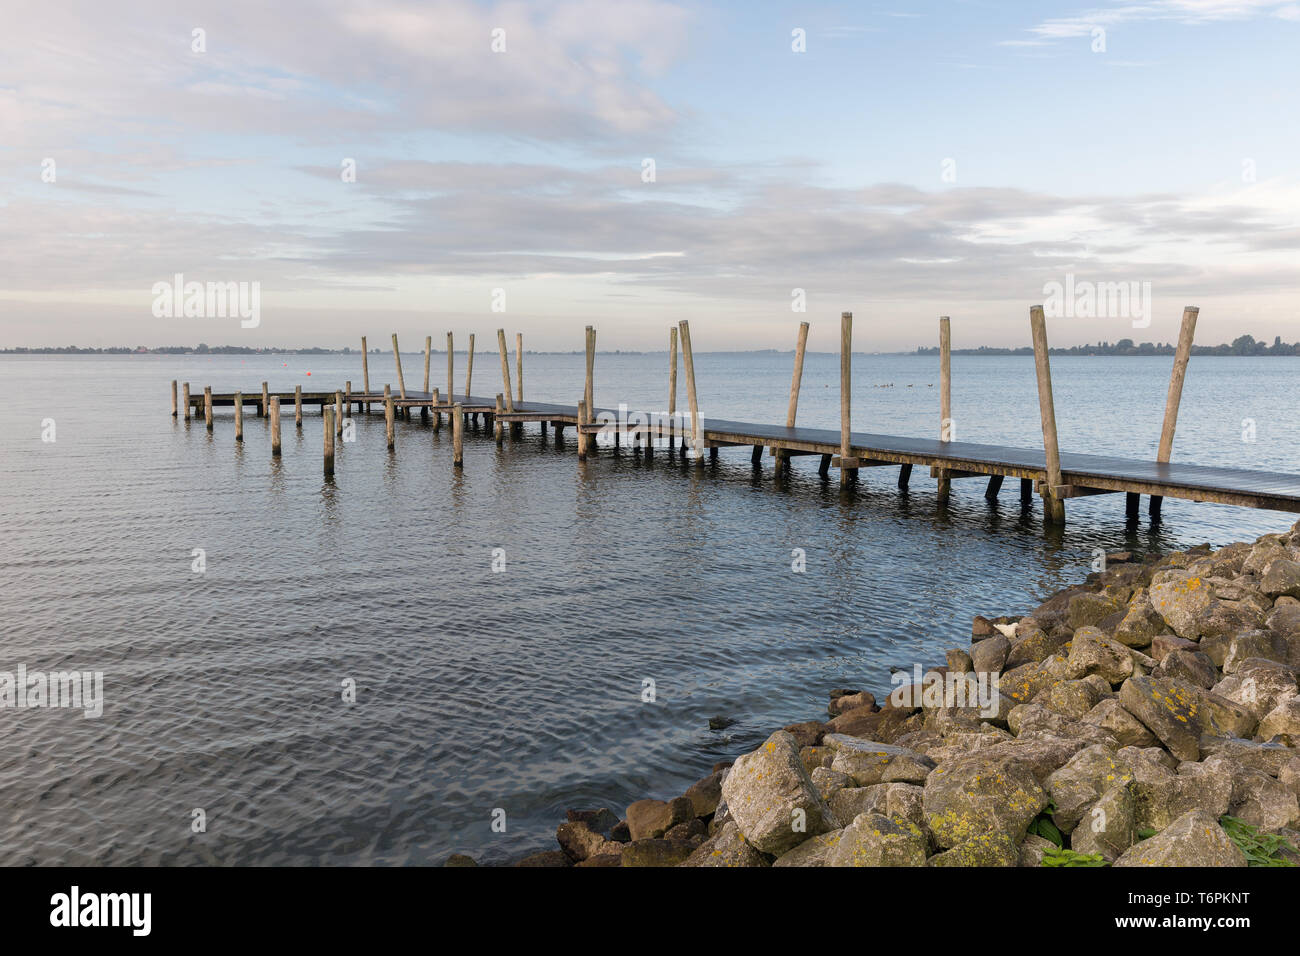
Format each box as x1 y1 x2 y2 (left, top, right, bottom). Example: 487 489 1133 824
2 0 1298 351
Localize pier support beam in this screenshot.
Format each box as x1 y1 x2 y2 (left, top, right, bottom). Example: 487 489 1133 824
335 391 344 436
423 335 432 395
1151 306 1199 519
453 402 464 468
260 381 268 418
774 321 809 474
1029 305 1066 525
838 312 856 485
432 388 441 430
361 336 370 413
295 385 302 428
678 320 703 463
323 407 335 476
1126 492 1141 521
495 394 504 444
384 385 394 450
577 400 589 461
204 386 213 431
898 463 912 489
183 382 191 421
270 397 282 456
985 474 1003 500
466 333 475 400
937 316 952 503
513 332 524 438
497 329 515 434
392 334 407 408
234 391 243 441
171 380 178 417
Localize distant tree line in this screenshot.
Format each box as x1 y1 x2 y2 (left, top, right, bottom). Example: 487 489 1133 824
916 335 1300 357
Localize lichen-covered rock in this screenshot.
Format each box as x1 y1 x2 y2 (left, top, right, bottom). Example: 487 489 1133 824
1153 648 1217 689
1118 675 1203 761
1018 833 1055 866
1256 696 1300 744
1149 573 1213 638
1211 759 1300 832
1068 592 1124 630
1200 735 1295 778
970 633 1009 674
683 770 725 818
1033 679 1101 720
772 830 843 867
811 766 853 802
1221 632 1290 675
926 832 1019 866
1045 744 1134 833
1114 810 1246 867
922 753 1046 848
1215 660 1297 723
1123 748 1232 831
1261 557 1300 600
679 821 769 867
556 821 623 862
720 731 835 855
1067 627 1134 685
827 812 927 867
828 785 887 828
800 745 833 774
826 736 936 786
1114 596 1165 648
1068 781 1136 861
1082 698 1159 748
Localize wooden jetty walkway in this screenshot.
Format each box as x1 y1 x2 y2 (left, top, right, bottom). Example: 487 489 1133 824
171 307 1300 525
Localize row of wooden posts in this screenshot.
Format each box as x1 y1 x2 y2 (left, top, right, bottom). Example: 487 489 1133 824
169 305 1200 525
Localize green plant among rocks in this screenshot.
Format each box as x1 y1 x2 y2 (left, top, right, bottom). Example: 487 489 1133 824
1041 846 1109 867
1219 814 1298 866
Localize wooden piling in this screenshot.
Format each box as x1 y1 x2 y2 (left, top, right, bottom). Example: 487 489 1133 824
1029 305 1066 524
839 312 855 485
361 336 370 413
204 386 213 431
775 321 809 471
324 407 335 476
171 380 178 417
937 316 952 502
495 394 504 444
898 463 912 488
384 385 394 450
453 402 464 467
985 475 1003 500
392 334 407 400
335 390 343 436
295 384 302 428
432 388 441 430
183 382 191 421
446 332 454 405
513 332 524 438
584 327 595 432
577 400 589 461
423 335 432 393
677 320 702 462
668 326 678 450
270 397 282 456
1151 306 1199 518
258 381 267 418
497 329 515 417
234 391 244 441
466 333 475 398
345 381 352 413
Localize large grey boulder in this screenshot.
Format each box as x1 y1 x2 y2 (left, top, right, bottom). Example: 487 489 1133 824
1082 698 1159 748
1069 781 1137 861
1261 557 1300 600
1148 573 1212 638
827 812 927 867
679 821 769 867
772 830 843 867
1118 675 1203 761
1257 696 1300 744
1114 810 1246 867
922 753 1046 849
720 730 835 855
1066 627 1134 685
825 735 936 786
1212 658 1297 721
1045 744 1134 833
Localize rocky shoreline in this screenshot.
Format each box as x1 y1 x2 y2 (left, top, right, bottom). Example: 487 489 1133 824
463 524 1300 867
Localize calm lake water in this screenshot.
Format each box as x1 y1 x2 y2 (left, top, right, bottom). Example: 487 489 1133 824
2 350 1297 865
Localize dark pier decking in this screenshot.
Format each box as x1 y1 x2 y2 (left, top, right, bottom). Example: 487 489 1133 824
171 310 1300 524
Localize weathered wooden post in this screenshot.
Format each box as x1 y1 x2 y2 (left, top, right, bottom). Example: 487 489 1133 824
183 382 191 421
937 316 952 503
423 335 432 393
259 381 267 418
294 384 302 428
1029 305 1066 525
496 329 515 419
677 320 703 463
335 390 343 436
513 332 524 437
668 326 678 454
171 380 178 417
495 394 504 444
452 402 464 468
234 391 244 441
838 312 856 486
431 387 441 430
774 321 809 472
446 332 454 405
270 397 282 456
384 385 395 450
584 327 596 431
360 336 370 413
465 333 475 398
345 380 352 413
577 399 589 461
392 334 407 405
323 407 335 477
204 386 213 431
1150 306 1199 518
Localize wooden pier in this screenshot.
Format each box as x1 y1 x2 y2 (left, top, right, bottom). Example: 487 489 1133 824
172 311 1300 524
